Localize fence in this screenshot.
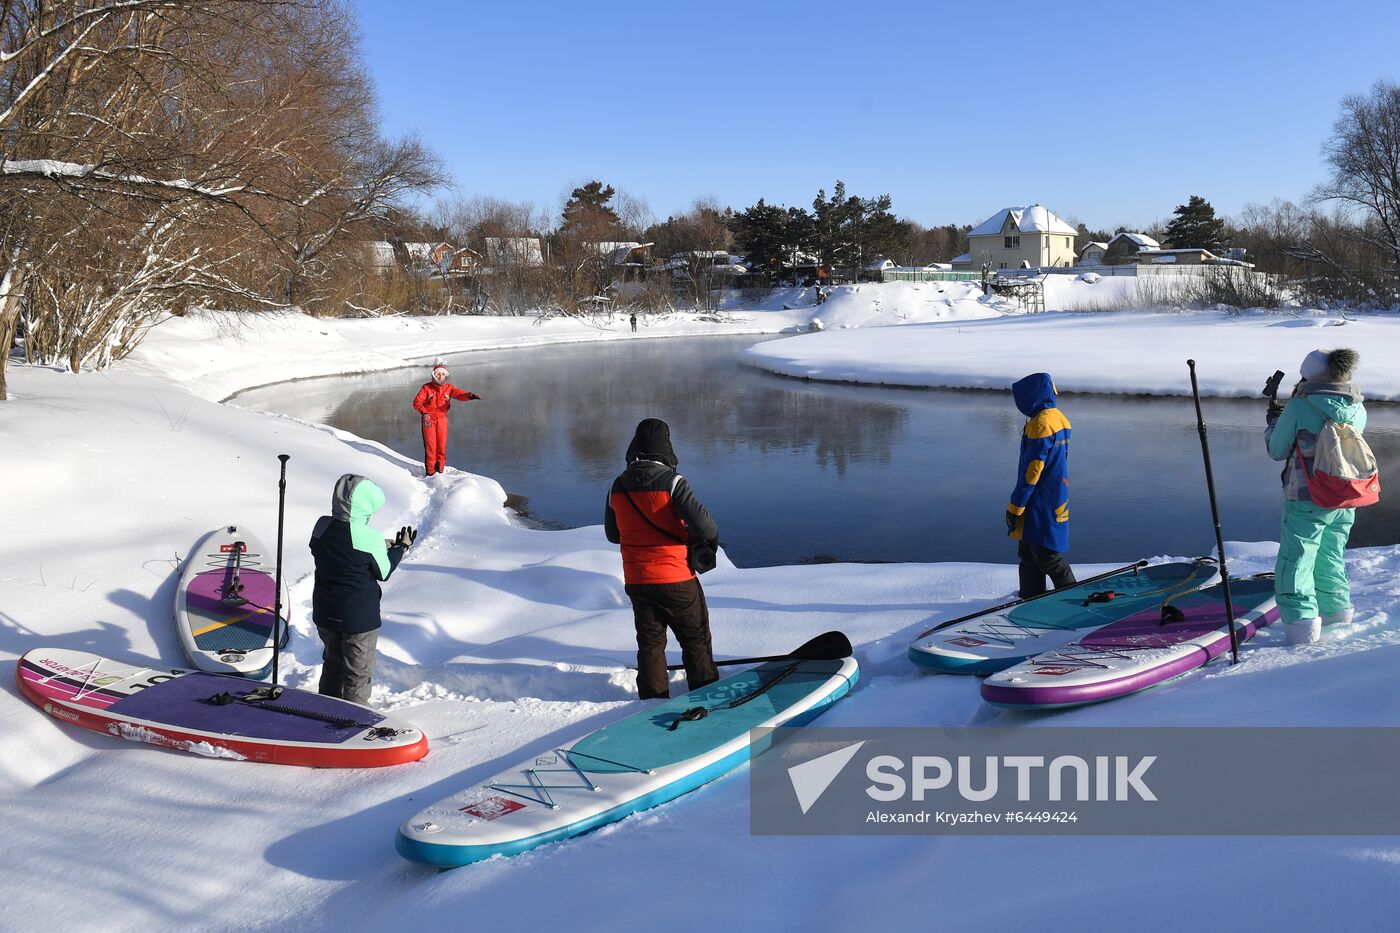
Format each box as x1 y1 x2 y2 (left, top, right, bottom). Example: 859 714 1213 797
878 269 983 283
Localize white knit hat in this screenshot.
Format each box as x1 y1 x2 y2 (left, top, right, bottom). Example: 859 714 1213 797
1300 349 1330 382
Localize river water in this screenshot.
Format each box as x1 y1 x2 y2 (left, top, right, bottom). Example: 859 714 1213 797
232 335 1400 568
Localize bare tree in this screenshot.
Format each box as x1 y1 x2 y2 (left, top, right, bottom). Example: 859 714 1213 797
0 0 446 397
1315 79 1400 268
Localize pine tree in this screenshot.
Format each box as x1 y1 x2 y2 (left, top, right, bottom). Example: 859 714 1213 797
560 181 620 236
1163 195 1227 252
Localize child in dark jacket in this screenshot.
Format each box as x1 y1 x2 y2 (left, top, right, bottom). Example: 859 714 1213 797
309 473 415 703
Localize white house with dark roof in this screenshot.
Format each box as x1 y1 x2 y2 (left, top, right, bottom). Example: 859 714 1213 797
952 204 1079 271
1102 231 1161 265
1078 241 1109 264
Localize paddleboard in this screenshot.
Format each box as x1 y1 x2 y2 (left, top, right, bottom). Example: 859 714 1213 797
17 648 428 767
981 578 1278 709
908 560 1220 674
175 526 290 679
397 654 859 867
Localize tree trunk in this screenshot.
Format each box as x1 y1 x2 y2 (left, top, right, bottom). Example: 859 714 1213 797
0 263 28 401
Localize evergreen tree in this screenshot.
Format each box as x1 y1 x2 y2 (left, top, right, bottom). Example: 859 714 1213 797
560 180 621 236
1163 195 1227 252
731 199 814 274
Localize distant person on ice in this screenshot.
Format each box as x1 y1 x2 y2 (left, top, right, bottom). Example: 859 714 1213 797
1265 348 1366 646
1006 373 1075 598
412 361 480 476
309 474 416 703
604 417 720 699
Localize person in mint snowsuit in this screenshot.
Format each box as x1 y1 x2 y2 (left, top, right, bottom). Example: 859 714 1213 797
412 361 480 476
1265 348 1365 645
1005 373 1076 598
309 474 415 703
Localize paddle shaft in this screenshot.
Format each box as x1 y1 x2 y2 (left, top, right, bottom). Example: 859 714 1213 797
913 559 1150 640
1187 360 1240 664
666 631 851 670
272 454 289 686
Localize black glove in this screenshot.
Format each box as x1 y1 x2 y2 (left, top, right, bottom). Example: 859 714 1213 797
394 526 417 549
1005 510 1020 535
1266 401 1284 426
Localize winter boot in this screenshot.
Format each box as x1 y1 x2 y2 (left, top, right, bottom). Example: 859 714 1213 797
1285 617 1322 646
1321 607 1354 627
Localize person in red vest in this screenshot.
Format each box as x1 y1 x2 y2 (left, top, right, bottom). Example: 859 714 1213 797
604 418 719 699
412 361 481 476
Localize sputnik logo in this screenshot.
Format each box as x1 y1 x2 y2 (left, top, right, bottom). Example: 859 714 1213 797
787 741 865 814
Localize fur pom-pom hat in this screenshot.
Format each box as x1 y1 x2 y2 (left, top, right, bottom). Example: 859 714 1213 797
1300 348 1358 383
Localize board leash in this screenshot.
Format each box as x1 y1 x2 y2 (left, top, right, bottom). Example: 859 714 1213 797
205 687 399 735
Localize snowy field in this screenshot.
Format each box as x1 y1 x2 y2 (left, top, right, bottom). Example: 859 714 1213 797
3 288 1400 932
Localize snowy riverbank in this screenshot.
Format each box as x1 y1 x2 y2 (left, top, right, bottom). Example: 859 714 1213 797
3 301 1400 932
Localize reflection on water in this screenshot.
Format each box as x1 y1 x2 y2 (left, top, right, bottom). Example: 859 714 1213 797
232 336 1400 568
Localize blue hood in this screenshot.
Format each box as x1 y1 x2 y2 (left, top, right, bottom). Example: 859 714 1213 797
1012 373 1057 417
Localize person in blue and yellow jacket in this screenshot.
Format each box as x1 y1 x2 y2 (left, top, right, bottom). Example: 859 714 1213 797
1006 373 1076 598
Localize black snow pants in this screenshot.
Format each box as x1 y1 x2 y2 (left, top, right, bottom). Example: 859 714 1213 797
625 577 719 699
1017 540 1077 599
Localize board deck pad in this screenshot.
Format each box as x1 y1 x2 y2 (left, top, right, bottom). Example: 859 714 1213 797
908 560 1221 674
572 659 847 772
176 526 289 679
17 648 427 767
397 654 859 867
981 578 1279 709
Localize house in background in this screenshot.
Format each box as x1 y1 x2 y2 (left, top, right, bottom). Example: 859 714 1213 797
953 205 1078 271
1101 231 1160 265
484 236 545 268
1078 241 1109 265
1137 247 1253 268
362 240 478 276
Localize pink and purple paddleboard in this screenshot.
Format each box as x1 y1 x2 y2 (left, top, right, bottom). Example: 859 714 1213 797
176 526 289 680
981 578 1278 709
17 648 428 767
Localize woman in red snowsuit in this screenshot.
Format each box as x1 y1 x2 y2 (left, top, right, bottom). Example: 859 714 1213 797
412 363 480 475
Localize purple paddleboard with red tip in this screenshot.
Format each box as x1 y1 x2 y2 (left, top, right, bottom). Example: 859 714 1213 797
17 648 427 767
982 578 1278 709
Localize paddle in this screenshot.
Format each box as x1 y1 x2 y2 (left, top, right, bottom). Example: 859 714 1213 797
668 630 852 670
1188 360 1240 664
911 559 1151 641
271 454 290 687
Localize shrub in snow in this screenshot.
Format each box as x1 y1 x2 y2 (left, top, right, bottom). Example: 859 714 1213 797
1079 272 1101 284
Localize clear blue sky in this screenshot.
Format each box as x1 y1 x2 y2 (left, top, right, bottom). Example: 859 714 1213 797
351 0 1400 231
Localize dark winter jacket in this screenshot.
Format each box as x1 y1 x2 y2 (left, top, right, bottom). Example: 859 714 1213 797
1008 373 1071 553
310 474 405 634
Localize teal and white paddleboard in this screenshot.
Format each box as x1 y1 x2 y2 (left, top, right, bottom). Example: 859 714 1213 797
397 654 859 867
908 560 1220 675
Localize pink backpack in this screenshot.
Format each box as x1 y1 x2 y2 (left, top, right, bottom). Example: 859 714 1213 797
1296 408 1380 509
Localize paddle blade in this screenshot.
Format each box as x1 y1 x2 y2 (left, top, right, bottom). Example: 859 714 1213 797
790 630 853 661
668 630 854 670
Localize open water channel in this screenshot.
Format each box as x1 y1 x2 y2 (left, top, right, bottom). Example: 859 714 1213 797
232 335 1400 568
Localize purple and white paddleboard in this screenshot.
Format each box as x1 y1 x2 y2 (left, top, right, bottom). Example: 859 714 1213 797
981 578 1278 710
17 648 428 767
175 526 289 679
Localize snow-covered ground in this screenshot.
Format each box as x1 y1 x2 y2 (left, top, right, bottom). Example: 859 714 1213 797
745 306 1400 399
4 289 1400 932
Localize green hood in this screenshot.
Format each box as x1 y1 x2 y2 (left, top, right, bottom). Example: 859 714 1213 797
331 474 391 577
